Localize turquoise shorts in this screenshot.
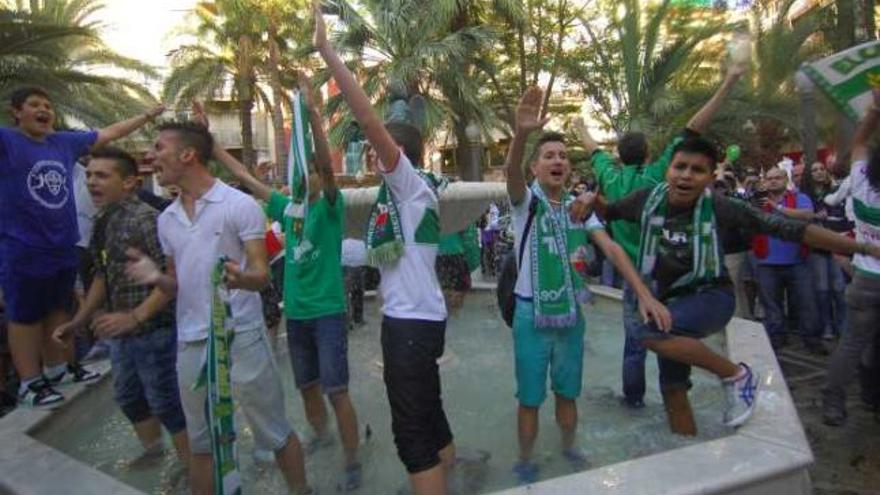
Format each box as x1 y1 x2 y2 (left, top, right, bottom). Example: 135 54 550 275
512 297 585 407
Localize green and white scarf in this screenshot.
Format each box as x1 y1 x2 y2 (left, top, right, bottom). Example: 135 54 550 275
193 259 241 495
285 90 314 244
637 183 721 291
365 168 447 267
529 184 590 328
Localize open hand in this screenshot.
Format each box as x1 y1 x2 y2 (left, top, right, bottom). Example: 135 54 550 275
145 104 166 121
515 86 550 134
125 248 161 285
639 295 673 332
191 101 209 129
94 312 139 338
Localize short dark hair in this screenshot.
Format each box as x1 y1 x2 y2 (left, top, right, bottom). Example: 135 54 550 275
618 132 648 165
385 122 423 165
156 121 214 164
90 147 139 178
671 137 719 169
529 131 567 163
10 86 51 110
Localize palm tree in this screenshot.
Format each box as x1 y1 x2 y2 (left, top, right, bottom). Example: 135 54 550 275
562 0 725 137
320 0 495 164
0 0 158 127
164 0 313 172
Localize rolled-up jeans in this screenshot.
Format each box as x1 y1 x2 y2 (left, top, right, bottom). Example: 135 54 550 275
622 284 647 401
822 274 880 412
756 262 821 345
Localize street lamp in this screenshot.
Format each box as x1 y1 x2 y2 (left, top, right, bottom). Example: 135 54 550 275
464 121 482 181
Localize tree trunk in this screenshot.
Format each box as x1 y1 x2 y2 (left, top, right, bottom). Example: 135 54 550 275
267 26 287 182
238 34 256 169
834 0 856 50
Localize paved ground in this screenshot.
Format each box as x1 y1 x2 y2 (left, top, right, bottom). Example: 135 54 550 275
776 342 880 494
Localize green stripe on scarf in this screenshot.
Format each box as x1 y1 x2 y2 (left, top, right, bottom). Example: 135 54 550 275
285 91 314 246
637 183 721 291
193 259 241 495
529 184 590 328
365 168 447 267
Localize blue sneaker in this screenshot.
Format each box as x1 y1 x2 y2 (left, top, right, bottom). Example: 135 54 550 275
562 448 590 471
512 459 539 485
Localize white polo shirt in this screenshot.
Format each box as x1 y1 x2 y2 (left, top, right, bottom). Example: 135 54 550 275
850 160 880 278
376 154 447 321
158 179 266 342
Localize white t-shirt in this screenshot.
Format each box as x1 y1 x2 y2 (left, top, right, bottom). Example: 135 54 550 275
376 153 447 321
73 162 96 248
341 238 367 267
511 187 604 299
158 180 267 342
849 160 880 277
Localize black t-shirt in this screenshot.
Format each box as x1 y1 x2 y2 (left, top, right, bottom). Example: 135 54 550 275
606 189 809 300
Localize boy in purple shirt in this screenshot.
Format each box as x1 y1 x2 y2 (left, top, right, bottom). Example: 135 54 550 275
0 87 163 408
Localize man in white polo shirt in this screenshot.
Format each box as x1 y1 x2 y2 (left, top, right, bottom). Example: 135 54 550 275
126 121 311 495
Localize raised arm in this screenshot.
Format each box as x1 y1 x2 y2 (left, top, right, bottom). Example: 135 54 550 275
95 105 165 148
686 65 744 134
851 88 880 163
298 73 337 203
572 117 599 155
313 3 400 173
192 101 272 202
506 86 550 205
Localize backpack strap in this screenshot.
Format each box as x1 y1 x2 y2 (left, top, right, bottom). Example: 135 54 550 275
517 195 540 268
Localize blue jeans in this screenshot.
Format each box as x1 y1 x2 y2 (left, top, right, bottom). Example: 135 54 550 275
756 262 822 345
628 287 735 392
622 284 647 401
809 253 847 334
287 313 350 395
108 327 186 434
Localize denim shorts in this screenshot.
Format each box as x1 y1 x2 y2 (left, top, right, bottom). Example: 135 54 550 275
0 267 75 323
628 286 735 391
109 327 186 434
381 315 453 474
287 313 349 395
512 297 585 407
176 327 294 454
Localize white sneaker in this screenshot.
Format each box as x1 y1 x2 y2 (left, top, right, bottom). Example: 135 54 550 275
723 363 760 427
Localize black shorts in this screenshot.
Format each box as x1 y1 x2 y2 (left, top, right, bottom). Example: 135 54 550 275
381 316 453 474
436 254 471 292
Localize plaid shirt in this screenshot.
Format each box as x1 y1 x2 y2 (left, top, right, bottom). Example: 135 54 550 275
90 195 174 333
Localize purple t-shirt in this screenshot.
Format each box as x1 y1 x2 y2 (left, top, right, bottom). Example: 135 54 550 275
760 192 813 265
0 127 98 274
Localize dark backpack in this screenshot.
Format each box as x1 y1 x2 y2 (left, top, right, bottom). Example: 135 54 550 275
496 196 539 327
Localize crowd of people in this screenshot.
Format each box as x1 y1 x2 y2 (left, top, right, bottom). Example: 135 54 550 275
2 6 880 495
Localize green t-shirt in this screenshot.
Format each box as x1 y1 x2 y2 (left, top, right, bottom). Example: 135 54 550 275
267 190 345 319
591 130 691 262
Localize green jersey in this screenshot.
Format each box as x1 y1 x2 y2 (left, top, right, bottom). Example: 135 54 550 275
267 190 345 319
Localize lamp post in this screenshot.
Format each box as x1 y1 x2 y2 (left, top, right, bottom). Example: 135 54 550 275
794 69 818 167
464 121 483 181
